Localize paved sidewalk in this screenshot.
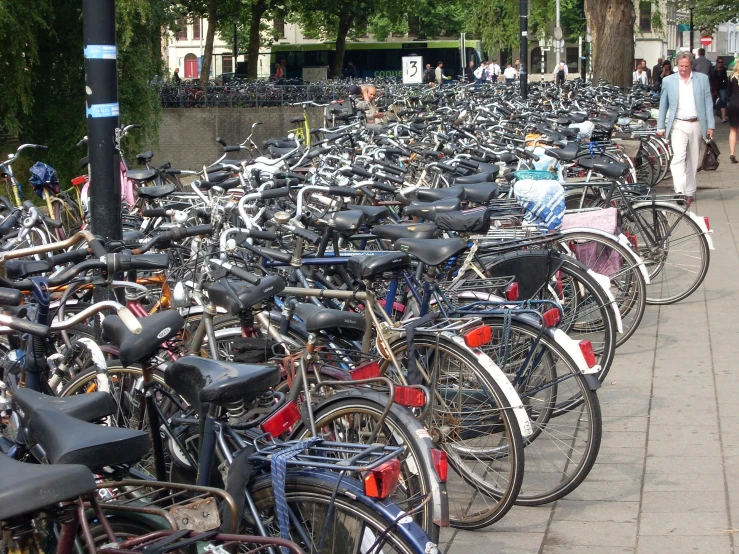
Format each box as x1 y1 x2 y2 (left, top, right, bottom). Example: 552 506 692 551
443 123 739 553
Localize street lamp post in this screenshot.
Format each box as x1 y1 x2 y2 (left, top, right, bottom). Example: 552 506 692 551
539 30 546 81
233 15 238 71
520 0 528 99
586 26 592 81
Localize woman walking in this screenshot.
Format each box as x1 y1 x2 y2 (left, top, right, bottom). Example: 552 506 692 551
727 63 739 163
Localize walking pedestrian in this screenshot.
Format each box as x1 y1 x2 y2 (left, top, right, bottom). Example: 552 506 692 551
465 60 476 83
491 60 501 82
726 62 739 163
712 57 728 123
273 62 284 80
652 57 663 86
639 61 651 84
693 48 712 77
435 61 445 85
173 67 181 84
657 51 715 204
503 63 517 83
473 60 488 84
658 60 673 90
423 63 434 85
553 60 567 86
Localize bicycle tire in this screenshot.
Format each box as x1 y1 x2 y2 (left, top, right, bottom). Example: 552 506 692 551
622 204 710 304
475 316 603 505
246 473 430 554
385 334 525 530
291 391 441 543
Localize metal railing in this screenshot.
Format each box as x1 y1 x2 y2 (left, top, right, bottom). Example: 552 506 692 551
158 83 354 108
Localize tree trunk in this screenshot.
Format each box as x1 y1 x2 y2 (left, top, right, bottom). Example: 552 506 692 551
199 0 218 86
247 0 268 81
584 0 635 87
332 7 354 79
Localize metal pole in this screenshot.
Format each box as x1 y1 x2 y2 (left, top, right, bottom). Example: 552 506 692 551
690 9 694 53
82 0 121 246
555 0 561 63
520 0 528 99
233 18 238 71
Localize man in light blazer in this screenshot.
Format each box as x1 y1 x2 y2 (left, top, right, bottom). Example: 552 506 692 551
657 50 715 203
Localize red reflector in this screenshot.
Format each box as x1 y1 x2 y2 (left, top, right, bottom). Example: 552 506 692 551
261 400 301 438
625 232 638 250
579 340 597 368
431 449 448 482
364 460 401 499
349 360 381 381
394 386 426 407
704 217 711 231
71 176 87 186
505 282 519 301
542 308 561 328
464 325 492 348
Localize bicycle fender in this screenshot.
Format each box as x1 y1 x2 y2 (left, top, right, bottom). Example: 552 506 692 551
300 388 450 528
631 201 714 251
443 332 534 439
585 268 624 335
551 328 602 384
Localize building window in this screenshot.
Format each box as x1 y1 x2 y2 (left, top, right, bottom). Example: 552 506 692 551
408 16 420 37
223 55 233 74
639 2 651 33
177 18 188 40
192 18 201 40
566 47 578 72
275 18 285 39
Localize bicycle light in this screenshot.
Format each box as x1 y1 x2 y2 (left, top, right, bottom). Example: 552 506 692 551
542 308 561 328
261 400 301 438
431 449 448 483
464 325 492 348
394 386 426 408
505 282 519 301
579 340 597 368
171 282 191 309
364 459 401 499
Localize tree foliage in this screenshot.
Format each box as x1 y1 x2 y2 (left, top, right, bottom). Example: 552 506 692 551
679 0 739 33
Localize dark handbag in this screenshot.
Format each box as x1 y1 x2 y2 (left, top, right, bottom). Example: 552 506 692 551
700 138 720 171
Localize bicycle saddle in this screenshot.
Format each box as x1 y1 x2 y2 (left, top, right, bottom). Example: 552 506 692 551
394 238 468 267
405 198 462 220
569 112 588 123
126 169 157 183
206 275 285 316
201 171 233 184
165 356 280 415
415 187 465 203
434 208 491 234
346 252 412 281
102 309 184 367
293 303 366 340
452 172 494 184
24 407 150 468
371 223 440 242
135 151 154 163
460 182 499 203
314 210 366 233
545 142 580 161
576 156 611 170
0 455 95 521
592 160 631 179
346 204 392 224
264 138 299 149
494 152 517 164
136 183 176 199
13 388 116 424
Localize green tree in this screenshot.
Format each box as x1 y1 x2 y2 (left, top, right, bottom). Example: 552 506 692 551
679 0 739 33
584 0 635 86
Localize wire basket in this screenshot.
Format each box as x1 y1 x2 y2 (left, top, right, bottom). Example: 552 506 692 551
513 169 558 181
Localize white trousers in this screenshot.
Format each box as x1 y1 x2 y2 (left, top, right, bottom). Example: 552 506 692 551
669 119 702 197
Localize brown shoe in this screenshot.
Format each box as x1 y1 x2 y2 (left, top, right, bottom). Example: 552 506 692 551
731 155 738 164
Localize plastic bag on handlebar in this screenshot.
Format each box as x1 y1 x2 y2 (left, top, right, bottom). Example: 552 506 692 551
29 162 60 197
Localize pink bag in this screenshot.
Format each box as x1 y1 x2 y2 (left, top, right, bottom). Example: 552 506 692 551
561 208 622 276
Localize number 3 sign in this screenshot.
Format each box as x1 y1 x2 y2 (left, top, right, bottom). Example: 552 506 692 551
402 56 423 84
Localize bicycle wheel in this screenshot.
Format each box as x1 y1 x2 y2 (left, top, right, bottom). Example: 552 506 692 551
622 204 710 304
246 473 429 554
557 231 647 348
292 391 441 542
385 335 524 530
477 316 603 505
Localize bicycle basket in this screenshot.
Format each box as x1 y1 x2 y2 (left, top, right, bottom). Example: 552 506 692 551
28 161 60 198
513 170 556 181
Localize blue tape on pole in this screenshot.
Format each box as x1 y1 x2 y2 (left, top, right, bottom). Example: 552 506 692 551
84 45 117 60
86 103 119 118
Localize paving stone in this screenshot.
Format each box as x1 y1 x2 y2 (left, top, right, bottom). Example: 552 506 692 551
638 511 729 535
544 520 637 547
552 500 639 523
640 491 726 513
636 535 732 554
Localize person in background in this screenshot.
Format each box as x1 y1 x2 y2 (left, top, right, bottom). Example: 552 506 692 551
350 84 384 122
423 63 435 85
657 50 715 204
553 60 567 86
273 62 283 80
633 65 648 85
503 62 517 83
652 57 663 86
465 60 476 83
659 59 673 89
692 48 712 76
640 61 651 84
474 60 489 84
711 57 728 123
491 59 501 82
726 62 739 162
435 61 446 85
173 67 181 84
346 60 358 79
